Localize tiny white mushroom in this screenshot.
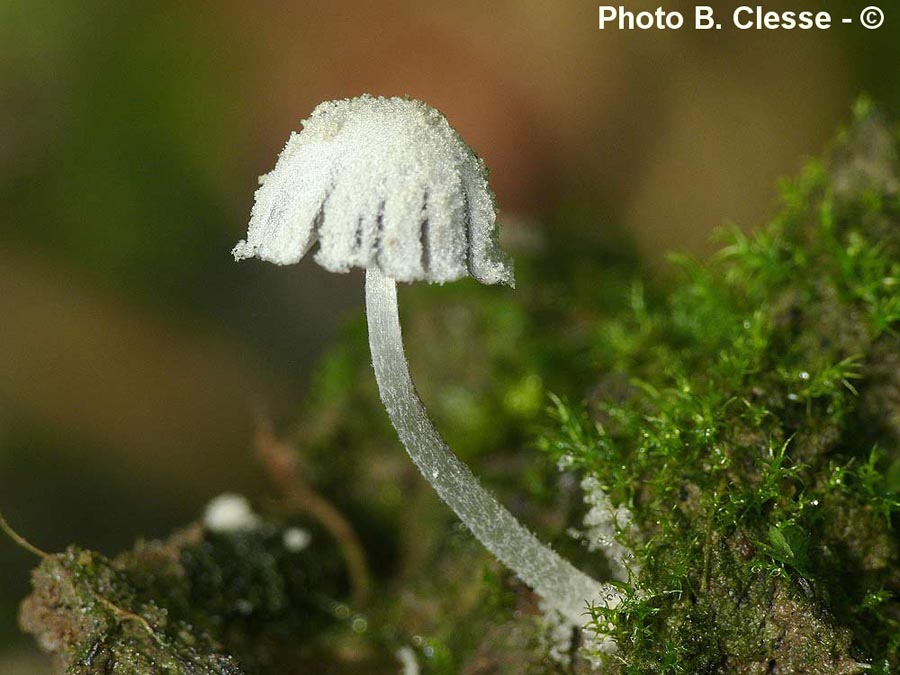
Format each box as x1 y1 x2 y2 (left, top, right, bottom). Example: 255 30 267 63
395 646 420 675
234 95 513 286
282 527 311 552
204 493 261 533
234 94 621 623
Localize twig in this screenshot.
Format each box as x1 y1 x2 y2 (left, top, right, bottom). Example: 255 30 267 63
0 509 50 559
253 412 371 606
700 503 714 595
96 595 164 646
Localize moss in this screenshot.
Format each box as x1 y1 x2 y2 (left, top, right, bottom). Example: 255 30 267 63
20 521 347 674
544 102 900 673
21 543 244 674
15 102 900 673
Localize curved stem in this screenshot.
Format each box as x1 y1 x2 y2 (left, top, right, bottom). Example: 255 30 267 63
0 509 49 559
365 266 621 622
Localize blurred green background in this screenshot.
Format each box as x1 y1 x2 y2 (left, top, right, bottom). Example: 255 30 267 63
1 1 898 670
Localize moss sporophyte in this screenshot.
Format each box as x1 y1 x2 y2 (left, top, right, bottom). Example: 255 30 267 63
232 95 624 632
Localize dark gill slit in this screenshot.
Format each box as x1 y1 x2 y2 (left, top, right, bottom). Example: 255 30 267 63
420 191 430 274
309 185 334 255
354 216 363 252
374 200 386 266
461 187 474 276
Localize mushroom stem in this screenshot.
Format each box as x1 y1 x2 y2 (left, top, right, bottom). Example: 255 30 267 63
365 266 621 622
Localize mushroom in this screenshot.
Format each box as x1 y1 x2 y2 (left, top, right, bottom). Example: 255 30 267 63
234 95 621 623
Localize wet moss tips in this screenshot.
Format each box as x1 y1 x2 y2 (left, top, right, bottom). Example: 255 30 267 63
543 103 900 673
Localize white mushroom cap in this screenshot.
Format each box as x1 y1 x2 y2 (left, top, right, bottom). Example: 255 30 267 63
233 95 514 286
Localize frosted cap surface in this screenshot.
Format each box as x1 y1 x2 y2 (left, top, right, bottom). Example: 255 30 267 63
233 95 514 286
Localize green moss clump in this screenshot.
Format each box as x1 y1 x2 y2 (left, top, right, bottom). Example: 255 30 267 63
542 102 900 673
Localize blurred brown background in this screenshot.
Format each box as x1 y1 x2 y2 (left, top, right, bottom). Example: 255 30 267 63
1 1 898 670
